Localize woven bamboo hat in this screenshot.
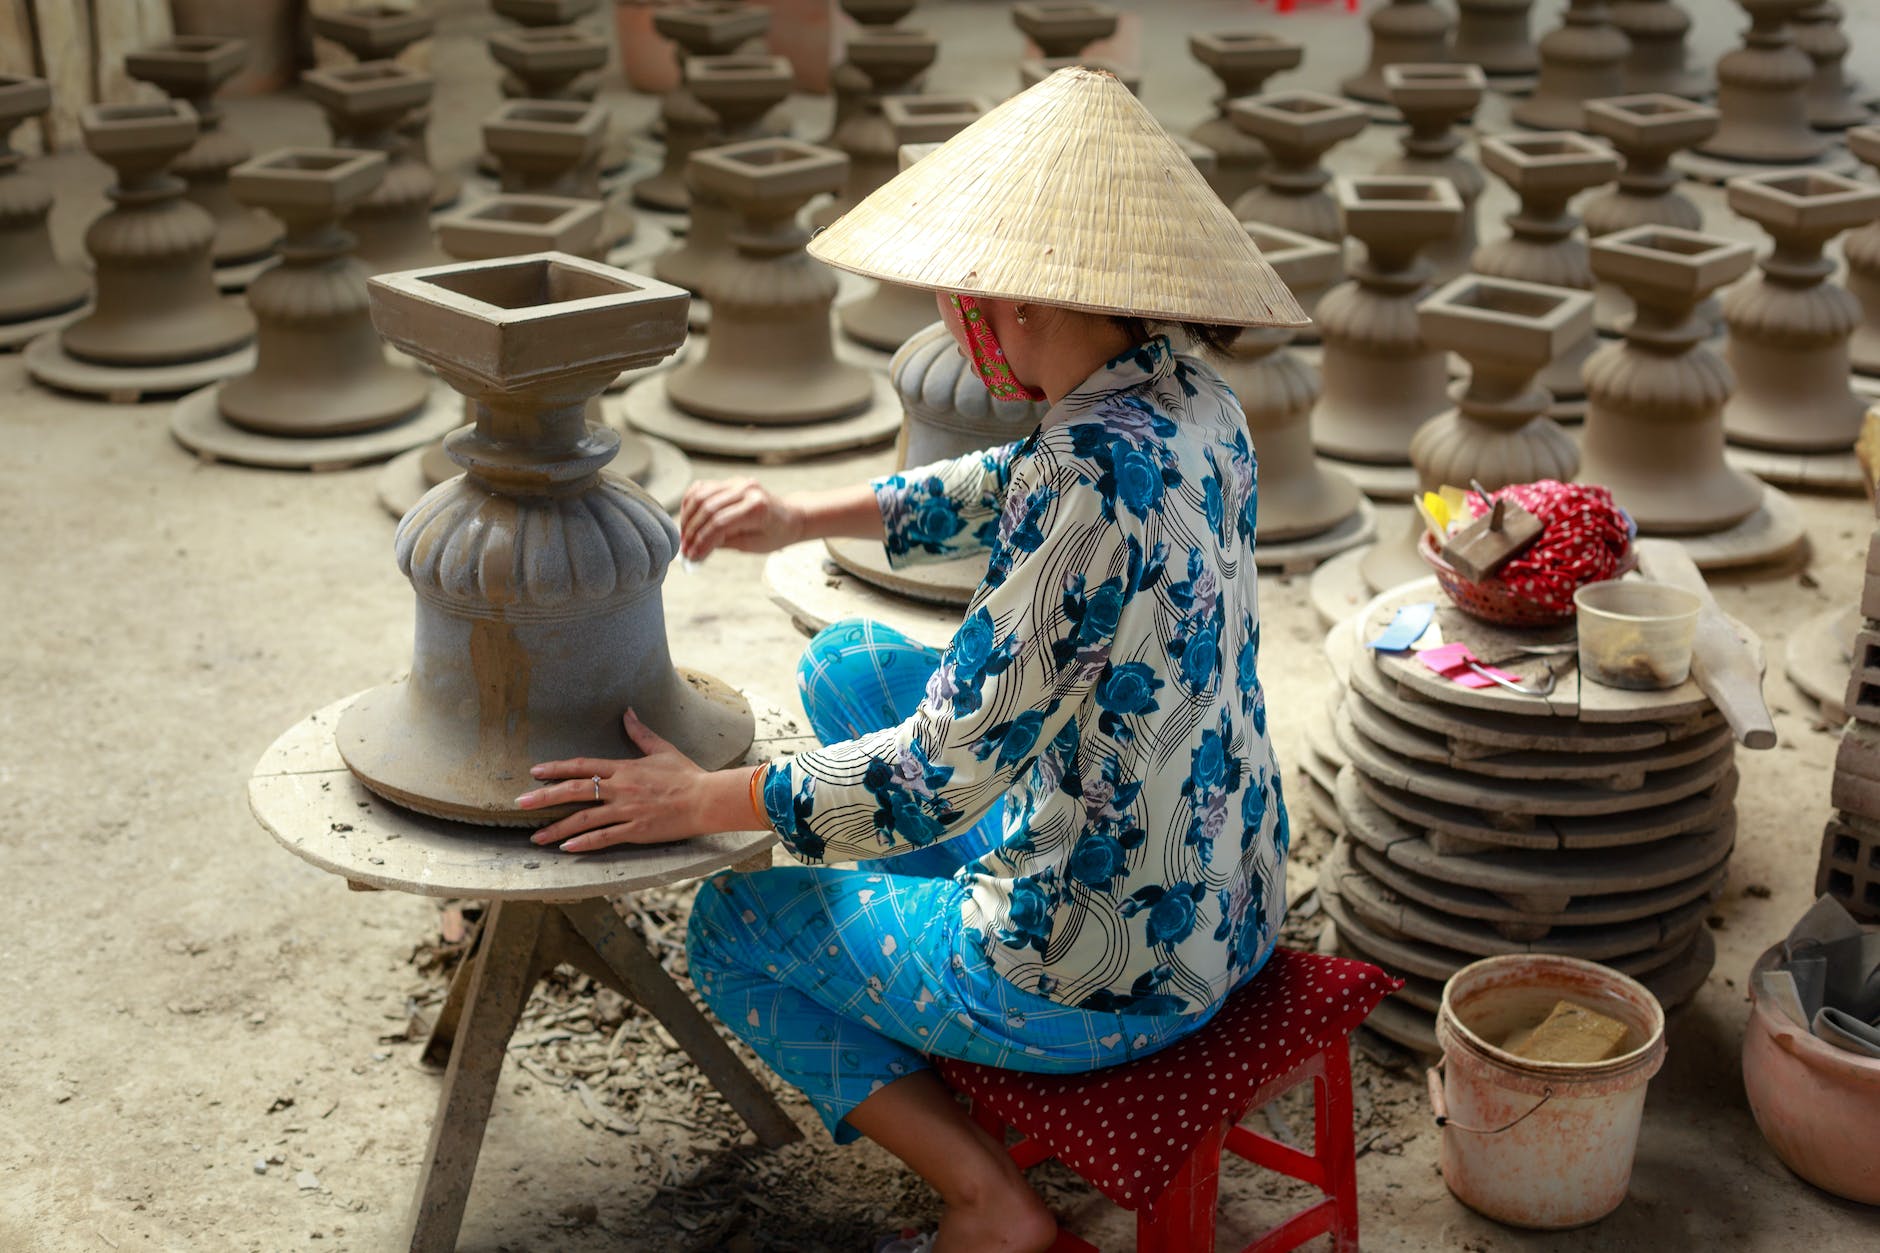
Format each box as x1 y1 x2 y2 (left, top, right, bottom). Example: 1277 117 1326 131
807 66 1308 328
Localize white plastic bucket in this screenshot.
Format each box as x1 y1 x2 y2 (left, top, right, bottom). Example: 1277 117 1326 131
1429 954 1667 1229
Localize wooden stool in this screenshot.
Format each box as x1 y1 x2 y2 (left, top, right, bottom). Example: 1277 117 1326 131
936 949 1400 1253
249 692 804 1253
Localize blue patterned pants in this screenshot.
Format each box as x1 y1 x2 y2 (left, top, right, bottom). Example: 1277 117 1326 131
685 619 1214 1142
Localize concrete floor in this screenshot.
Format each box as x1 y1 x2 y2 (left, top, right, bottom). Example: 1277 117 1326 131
3 1 1879 1249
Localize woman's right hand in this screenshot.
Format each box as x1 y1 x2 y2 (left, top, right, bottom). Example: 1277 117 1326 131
677 477 805 562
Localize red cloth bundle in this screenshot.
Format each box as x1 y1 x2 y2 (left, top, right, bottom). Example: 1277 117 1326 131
1463 480 1632 616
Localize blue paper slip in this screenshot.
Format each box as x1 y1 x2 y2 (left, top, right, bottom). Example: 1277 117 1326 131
1366 602 1436 652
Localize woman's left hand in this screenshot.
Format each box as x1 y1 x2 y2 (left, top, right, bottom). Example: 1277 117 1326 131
519 709 707 852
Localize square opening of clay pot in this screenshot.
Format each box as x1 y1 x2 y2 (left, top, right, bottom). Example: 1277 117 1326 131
1419 274 1593 364
504 101 600 127
1590 225 1753 296
471 199 589 227
92 102 185 124
421 257 622 311
1440 280 1571 322
1244 222 1343 287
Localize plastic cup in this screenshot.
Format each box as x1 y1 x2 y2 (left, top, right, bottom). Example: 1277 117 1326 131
1573 580 1702 691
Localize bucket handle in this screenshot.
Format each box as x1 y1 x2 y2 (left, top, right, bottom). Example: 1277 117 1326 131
1427 1061 1555 1136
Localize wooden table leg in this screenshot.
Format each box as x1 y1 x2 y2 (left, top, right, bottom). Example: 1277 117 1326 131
405 900 549 1253
419 915 484 1070
560 897 802 1148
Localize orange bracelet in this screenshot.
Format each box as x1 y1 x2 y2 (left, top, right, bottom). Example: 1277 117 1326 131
748 762 771 829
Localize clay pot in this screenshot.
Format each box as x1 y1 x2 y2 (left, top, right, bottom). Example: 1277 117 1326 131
169 0 295 96
664 139 872 424
0 76 88 327
217 147 429 438
488 25 609 102
1845 126 1880 377
1582 94 1719 331
124 37 282 269
490 0 604 100
632 4 774 212
1793 3 1869 131
1510 0 1629 133
1611 1 1707 98
823 0 926 145
1744 938 1880 1204
307 8 454 207
303 61 444 275
1218 224 1361 543
1342 0 1454 105
1722 170 1880 453
1453 0 1537 77
1378 64 1488 284
1186 33 1300 207
339 253 751 825
482 98 636 254
1699 0 1828 166
59 102 254 368
811 31 938 230
1314 176 1463 468
1011 2 1118 58
1580 225 1760 533
1229 91 1370 249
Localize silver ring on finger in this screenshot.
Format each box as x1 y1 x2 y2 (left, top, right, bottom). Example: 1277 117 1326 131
591 774 602 802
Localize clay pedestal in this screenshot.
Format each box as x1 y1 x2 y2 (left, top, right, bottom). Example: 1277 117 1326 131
0 76 88 338
491 0 602 99
488 25 608 102
1453 0 1537 78
1315 177 1463 476
1698 0 1829 166
811 32 939 230
628 140 899 458
1011 2 1117 58
1378 65 1488 284
1342 0 1453 106
484 99 606 199
836 96 989 353
1794 3 1868 131
823 0 922 144
1229 91 1370 249
1473 132 1621 419
632 5 773 212
1722 171 1880 454
1846 127 1880 377
1217 223 1374 568
1612 1 1706 99
124 37 281 274
338 253 752 826
1188 37 1301 211
309 7 455 208
55 103 254 369
1511 0 1629 133
304 62 444 275
1581 225 1762 533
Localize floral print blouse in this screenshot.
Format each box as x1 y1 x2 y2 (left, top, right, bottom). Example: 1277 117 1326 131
762 337 1289 1016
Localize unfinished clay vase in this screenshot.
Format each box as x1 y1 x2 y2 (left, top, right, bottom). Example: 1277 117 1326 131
824 0 924 144
1315 177 1464 469
484 99 606 198
1362 274 1591 591
1794 3 1868 131
1186 33 1302 208
308 7 454 206
1582 95 1716 235
1229 92 1370 243
1722 170 1880 452
632 4 773 211
1846 127 1880 377
1379 65 1488 284
1342 0 1454 105
1473 132 1620 416
811 32 939 230
1217 224 1361 543
1581 226 1758 532
488 24 609 102
0 76 88 329
491 0 603 98
1011 2 1117 58
664 140 872 423
59 103 254 368
836 97 989 352
124 37 281 270
1611 1 1706 98
1453 0 1537 77
339 253 752 825
216 148 429 436
1510 0 1629 133
303 62 443 275
1699 0 1828 166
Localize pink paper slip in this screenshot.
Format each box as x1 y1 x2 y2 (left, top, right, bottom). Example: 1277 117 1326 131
1416 642 1524 690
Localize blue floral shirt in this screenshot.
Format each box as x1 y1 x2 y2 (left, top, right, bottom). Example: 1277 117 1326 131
763 337 1289 1016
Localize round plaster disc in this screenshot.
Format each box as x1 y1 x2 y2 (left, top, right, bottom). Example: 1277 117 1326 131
762 544 962 653
1309 544 1382 630
1726 444 1865 494
1785 605 1856 723
623 371 901 461
823 535 982 607
1668 484 1808 572
1255 497 1379 574
1316 456 1419 503
172 380 463 471
213 253 278 294
25 332 255 403
605 216 676 271
0 301 89 352
1673 146 1860 185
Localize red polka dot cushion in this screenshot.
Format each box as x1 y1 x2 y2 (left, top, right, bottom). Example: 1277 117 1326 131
936 949 1401 1211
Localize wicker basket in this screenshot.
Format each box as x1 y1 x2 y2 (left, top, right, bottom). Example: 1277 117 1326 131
1418 531 1636 628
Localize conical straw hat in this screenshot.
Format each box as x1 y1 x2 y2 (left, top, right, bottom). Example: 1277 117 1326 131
807 66 1309 328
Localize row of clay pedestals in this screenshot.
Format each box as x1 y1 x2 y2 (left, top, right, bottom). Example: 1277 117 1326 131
1306 585 1747 1054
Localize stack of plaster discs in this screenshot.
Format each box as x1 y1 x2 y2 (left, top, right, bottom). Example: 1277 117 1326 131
1316 578 1746 1054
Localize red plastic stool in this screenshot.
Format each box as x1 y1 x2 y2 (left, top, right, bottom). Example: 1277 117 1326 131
1258 0 1360 12
936 949 1401 1253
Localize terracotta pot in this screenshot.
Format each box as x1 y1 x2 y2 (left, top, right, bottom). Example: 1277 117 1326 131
1744 939 1880 1204
170 0 296 96
614 3 682 95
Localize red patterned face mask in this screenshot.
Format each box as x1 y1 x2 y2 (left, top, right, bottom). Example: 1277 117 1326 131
949 294 1047 403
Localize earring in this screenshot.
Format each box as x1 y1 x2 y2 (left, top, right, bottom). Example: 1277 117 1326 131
1016 305 1028 325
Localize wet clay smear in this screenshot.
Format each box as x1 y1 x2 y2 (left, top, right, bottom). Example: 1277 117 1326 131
1502 999 1630 1063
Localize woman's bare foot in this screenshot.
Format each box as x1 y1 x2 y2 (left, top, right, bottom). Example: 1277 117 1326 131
933 1156 1057 1253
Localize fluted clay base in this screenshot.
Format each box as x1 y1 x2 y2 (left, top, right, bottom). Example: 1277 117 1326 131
1785 605 1857 723
376 423 693 519
213 253 280 294
764 542 960 653
623 371 901 460
24 332 254 403
170 380 463 471
824 535 983 607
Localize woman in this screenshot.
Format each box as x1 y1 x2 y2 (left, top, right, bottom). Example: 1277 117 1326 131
516 69 1308 1253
